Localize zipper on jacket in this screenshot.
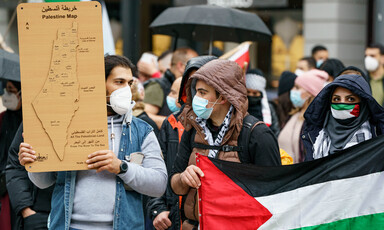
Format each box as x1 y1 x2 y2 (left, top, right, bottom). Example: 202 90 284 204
307 132 315 151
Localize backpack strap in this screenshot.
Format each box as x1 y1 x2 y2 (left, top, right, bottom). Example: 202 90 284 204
239 115 264 163
189 115 262 160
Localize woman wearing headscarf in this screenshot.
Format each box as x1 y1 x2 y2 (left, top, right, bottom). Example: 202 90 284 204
302 72 384 161
278 69 329 163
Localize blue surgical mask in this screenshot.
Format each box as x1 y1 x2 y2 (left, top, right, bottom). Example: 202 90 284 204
290 90 306 108
192 95 220 119
166 96 180 113
316 59 324 68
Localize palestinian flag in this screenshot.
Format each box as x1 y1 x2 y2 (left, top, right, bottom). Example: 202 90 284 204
197 135 384 230
220 41 251 69
331 103 360 119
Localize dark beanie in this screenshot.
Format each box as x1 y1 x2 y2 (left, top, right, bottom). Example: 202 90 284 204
278 71 297 96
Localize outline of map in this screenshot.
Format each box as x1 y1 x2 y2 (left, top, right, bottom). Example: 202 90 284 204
32 22 80 161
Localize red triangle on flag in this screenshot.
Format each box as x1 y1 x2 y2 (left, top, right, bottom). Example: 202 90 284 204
350 104 360 117
197 154 272 230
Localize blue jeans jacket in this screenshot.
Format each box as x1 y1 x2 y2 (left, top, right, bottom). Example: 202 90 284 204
48 117 153 230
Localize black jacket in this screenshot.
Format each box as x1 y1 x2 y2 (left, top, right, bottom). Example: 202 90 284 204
136 111 160 137
147 110 184 230
248 101 280 137
6 123 54 230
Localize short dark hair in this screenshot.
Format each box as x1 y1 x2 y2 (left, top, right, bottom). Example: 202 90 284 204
319 58 345 78
311 45 328 56
104 55 137 80
8 80 21 92
300 57 316 69
367 43 384 55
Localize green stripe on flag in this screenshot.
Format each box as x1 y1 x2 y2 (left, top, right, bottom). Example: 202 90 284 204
295 212 384 230
331 103 356 110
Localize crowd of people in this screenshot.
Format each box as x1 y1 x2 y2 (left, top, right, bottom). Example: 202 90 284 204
1 42 384 230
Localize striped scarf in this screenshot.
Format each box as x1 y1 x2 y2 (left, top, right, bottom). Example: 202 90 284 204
196 105 234 158
313 121 372 159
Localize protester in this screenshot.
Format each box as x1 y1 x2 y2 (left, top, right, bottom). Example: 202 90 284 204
131 78 159 137
137 52 160 82
137 51 173 82
166 78 182 114
319 58 345 81
311 45 329 68
170 59 281 229
0 80 22 230
274 71 297 129
147 55 216 230
303 72 384 161
144 48 198 129
278 69 328 163
6 123 54 230
245 69 280 136
18 55 167 229
364 43 384 105
295 56 316 76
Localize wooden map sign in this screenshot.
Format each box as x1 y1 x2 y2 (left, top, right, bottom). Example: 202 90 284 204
17 2 108 172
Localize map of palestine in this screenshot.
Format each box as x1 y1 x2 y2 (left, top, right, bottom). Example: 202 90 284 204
32 22 79 161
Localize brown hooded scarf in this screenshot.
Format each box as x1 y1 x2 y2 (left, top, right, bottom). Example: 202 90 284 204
178 59 248 163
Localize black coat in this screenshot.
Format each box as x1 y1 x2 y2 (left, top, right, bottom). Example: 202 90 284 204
147 110 184 230
136 111 160 137
6 123 54 230
302 74 384 161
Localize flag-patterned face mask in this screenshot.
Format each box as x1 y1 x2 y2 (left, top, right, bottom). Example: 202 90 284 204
331 103 360 120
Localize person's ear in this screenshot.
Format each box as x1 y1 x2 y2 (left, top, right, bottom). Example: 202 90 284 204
218 96 227 105
176 61 185 75
380 55 384 65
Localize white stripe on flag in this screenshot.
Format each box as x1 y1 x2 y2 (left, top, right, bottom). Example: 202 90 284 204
228 43 250 62
257 172 384 229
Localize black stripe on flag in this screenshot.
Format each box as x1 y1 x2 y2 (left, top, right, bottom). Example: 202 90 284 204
208 135 384 197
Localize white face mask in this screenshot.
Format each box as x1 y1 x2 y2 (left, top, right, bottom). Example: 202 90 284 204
108 86 135 115
365 56 380 72
2 89 20 111
295 69 304 76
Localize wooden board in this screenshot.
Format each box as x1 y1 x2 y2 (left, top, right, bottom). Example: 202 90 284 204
17 2 108 172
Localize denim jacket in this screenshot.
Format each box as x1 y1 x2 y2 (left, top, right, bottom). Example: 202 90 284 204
48 117 153 230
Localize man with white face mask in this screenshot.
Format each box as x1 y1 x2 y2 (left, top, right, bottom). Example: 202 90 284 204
364 43 384 105
18 55 167 230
